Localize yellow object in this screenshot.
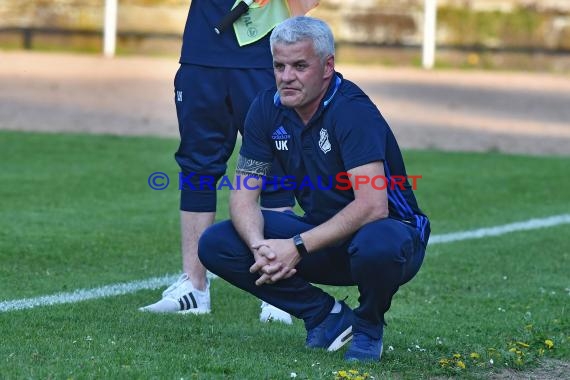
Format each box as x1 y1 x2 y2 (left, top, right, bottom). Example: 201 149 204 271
467 53 480 65
233 0 319 46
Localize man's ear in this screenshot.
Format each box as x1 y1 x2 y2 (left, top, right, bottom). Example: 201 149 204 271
323 55 335 79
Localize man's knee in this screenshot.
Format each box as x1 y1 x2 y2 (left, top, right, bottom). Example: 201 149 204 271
351 242 404 272
352 220 415 264
352 229 406 259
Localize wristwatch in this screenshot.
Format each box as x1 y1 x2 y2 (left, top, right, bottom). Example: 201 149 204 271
293 234 308 257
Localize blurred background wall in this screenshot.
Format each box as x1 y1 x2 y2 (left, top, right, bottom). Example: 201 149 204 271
1 0 569 71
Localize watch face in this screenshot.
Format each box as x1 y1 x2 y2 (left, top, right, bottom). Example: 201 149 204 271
293 235 307 256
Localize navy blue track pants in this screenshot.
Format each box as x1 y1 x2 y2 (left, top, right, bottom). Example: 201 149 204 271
199 210 429 339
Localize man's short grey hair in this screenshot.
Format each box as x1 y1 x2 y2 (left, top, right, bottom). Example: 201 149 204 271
270 16 335 62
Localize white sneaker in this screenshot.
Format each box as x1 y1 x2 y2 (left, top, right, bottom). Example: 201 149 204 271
259 301 293 324
139 274 211 314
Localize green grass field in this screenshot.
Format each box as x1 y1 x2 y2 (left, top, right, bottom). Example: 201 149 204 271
1 131 568 379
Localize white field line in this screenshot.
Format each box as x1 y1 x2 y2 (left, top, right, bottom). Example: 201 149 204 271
1 214 569 313
0 274 178 313
429 213 570 245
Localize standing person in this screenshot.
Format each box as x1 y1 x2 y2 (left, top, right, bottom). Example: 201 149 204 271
139 0 312 323
197 16 430 361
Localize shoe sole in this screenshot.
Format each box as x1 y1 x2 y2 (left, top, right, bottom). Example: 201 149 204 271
327 326 353 352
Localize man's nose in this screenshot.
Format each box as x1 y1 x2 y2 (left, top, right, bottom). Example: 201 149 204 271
281 66 295 82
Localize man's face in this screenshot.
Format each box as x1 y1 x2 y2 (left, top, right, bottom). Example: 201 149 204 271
272 40 334 120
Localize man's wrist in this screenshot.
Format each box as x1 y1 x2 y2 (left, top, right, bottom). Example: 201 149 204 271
293 234 309 257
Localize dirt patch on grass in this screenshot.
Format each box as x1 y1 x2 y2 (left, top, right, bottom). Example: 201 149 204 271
490 359 570 379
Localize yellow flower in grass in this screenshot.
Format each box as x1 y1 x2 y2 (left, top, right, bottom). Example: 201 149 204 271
439 358 450 367
334 370 370 380
544 339 554 349
456 360 466 369
452 353 461 359
470 352 480 359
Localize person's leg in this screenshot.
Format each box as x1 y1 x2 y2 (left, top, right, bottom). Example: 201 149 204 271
293 217 428 361
180 211 214 291
259 215 428 328
140 64 236 313
200 210 361 350
344 218 427 361
199 211 337 328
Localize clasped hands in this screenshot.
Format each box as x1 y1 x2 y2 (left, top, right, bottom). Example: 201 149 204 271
249 238 302 286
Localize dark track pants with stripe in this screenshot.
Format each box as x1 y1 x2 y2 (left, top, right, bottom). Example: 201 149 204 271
198 210 429 339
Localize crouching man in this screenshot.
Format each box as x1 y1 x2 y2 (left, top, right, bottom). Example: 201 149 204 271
198 16 430 362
